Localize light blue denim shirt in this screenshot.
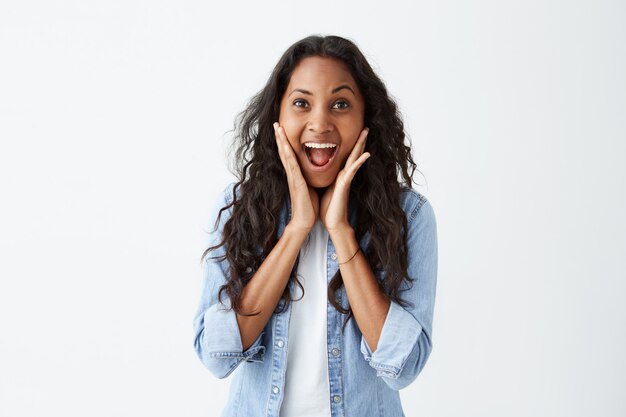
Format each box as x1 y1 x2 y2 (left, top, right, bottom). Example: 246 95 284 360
193 182 438 417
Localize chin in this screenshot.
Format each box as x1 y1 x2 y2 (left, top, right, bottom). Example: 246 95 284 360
305 172 337 189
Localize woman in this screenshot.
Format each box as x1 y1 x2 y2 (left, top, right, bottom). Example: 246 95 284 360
193 35 438 417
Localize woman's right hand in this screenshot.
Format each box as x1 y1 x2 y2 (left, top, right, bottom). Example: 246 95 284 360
273 122 318 233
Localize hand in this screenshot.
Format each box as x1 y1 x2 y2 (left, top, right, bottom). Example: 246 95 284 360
273 122 319 233
320 127 370 233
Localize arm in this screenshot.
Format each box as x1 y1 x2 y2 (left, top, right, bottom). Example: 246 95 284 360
192 185 309 379
329 227 390 354
330 196 438 391
236 222 308 351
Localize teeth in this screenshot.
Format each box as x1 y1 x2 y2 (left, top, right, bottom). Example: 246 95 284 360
304 143 337 149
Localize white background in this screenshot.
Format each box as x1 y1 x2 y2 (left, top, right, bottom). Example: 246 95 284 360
1 1 625 416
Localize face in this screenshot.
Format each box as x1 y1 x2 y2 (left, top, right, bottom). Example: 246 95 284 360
278 56 366 189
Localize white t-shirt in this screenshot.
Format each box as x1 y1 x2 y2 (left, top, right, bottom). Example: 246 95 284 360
279 219 332 417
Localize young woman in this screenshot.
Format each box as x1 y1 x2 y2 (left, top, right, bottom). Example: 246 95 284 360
193 35 438 417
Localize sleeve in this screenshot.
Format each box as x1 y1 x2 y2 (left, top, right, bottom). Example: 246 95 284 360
359 197 438 391
192 184 266 379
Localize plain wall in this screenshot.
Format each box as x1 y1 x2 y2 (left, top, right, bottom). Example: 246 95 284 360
1 0 624 416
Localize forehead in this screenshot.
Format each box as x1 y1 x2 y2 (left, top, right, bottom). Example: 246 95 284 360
287 56 357 89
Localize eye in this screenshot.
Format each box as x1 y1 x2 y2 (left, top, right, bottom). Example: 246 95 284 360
332 100 350 110
293 99 308 108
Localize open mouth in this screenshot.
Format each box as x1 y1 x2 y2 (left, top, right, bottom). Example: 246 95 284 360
303 144 339 169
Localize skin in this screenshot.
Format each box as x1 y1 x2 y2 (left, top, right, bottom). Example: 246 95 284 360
278 55 366 190
265 55 390 353
275 56 371 233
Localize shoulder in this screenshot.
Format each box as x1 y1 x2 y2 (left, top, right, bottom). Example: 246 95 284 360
214 181 241 206
399 186 436 224
222 181 237 201
206 181 240 229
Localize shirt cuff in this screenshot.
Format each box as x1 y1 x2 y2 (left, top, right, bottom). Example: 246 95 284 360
203 301 266 363
360 300 422 378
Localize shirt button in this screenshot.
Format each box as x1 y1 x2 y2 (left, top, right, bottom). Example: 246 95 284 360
331 253 337 260
273 386 280 394
276 340 284 348
333 395 341 403
331 348 340 356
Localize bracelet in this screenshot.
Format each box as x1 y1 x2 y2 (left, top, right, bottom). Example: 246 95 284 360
338 247 361 265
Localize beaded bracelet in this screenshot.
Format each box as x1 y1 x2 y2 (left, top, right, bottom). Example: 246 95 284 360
338 247 362 265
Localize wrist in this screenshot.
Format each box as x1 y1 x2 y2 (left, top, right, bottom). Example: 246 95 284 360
329 225 360 265
327 223 354 239
285 222 312 240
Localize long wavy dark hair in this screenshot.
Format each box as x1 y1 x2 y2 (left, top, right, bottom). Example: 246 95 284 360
201 34 423 332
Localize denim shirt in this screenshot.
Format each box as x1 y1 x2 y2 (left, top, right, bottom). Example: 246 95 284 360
193 182 438 417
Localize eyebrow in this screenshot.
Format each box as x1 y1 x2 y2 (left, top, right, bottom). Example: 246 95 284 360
288 84 355 97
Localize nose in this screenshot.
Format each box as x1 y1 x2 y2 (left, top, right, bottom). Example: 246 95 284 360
306 106 334 134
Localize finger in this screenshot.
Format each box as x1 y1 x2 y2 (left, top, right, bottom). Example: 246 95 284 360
359 127 369 154
344 128 369 168
273 122 289 171
346 152 371 180
274 123 298 172
344 129 367 167
277 126 298 170
277 126 296 159
276 124 305 179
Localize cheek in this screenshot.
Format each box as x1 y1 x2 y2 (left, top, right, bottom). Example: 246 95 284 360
283 127 302 152
344 130 362 151
277 118 301 152
341 120 363 141
336 130 363 162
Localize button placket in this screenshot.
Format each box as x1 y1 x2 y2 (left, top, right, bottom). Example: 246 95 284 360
267 304 291 416
327 236 345 415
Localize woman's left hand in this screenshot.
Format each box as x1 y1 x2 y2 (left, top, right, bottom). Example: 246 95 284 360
320 127 370 233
